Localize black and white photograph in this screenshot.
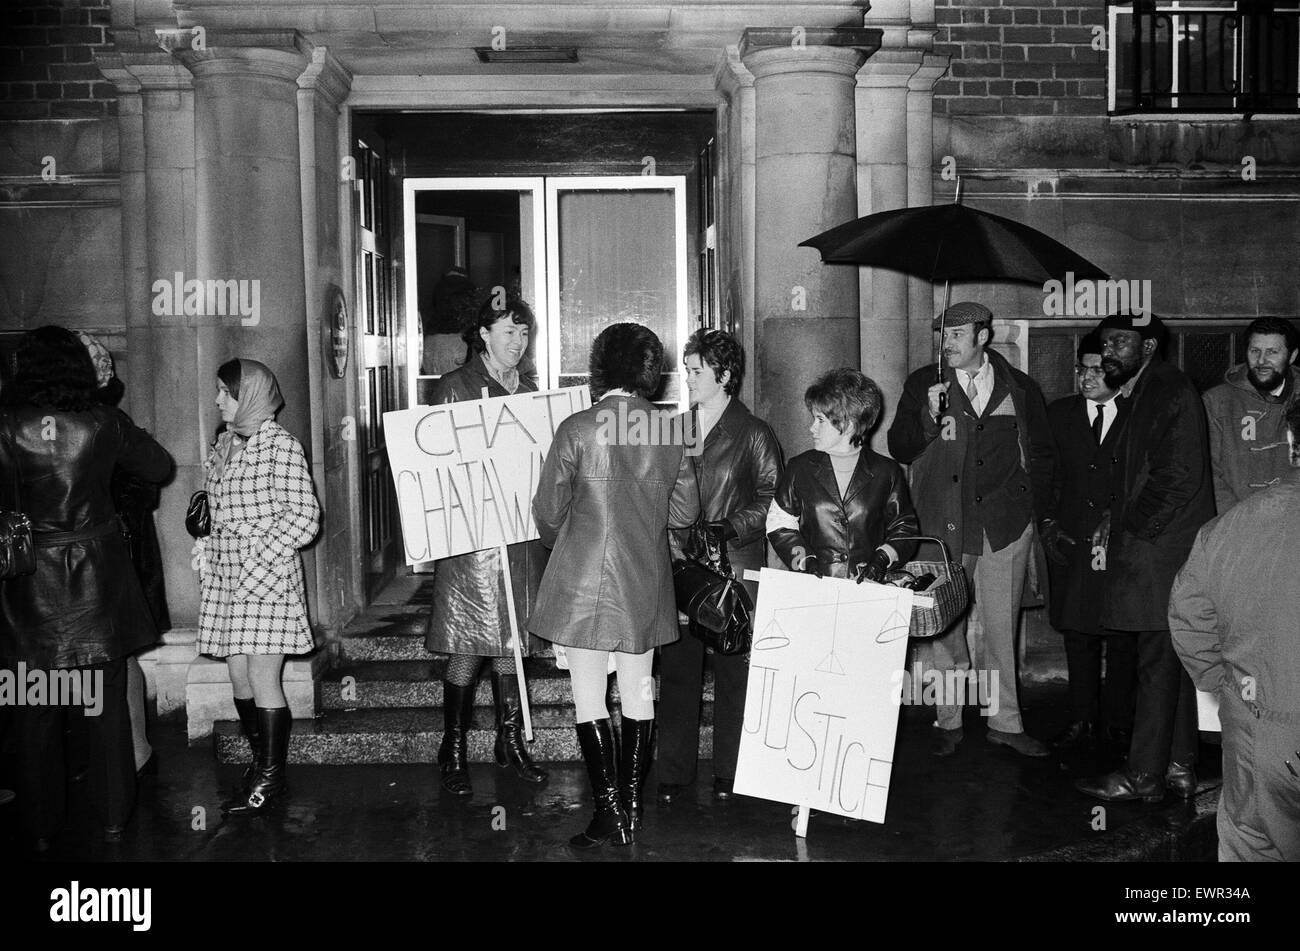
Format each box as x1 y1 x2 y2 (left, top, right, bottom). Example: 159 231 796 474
0 0 1294 932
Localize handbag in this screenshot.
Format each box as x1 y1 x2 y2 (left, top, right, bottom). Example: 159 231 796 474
185 490 211 539
1 435 36 580
884 535 970 639
670 455 754 656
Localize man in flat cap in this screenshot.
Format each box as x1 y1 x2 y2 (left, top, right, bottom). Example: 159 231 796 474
1076 313 1214 803
888 302 1055 757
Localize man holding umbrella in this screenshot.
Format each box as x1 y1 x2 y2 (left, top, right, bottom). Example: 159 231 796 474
888 302 1055 758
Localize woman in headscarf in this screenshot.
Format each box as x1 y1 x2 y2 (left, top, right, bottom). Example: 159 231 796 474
196 358 321 814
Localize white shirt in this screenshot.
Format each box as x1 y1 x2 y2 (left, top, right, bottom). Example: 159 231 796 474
956 354 995 416
1085 396 1119 444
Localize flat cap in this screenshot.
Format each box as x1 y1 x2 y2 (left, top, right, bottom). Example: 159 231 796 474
1095 312 1166 341
932 301 993 331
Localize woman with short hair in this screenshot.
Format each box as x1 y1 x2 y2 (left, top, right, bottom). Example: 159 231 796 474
657 329 783 804
198 358 321 814
767 368 919 583
529 322 699 849
425 295 549 795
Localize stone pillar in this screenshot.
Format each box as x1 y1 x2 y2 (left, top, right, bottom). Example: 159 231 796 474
856 50 925 448
97 51 201 716
740 28 880 456
906 54 950 373
714 48 756 408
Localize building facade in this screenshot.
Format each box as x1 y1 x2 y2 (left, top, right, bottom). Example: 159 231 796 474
2 0 1296 735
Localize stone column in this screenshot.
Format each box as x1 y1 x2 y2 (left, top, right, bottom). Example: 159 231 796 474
856 50 925 447
740 28 880 456
906 54 950 373
714 48 756 408
97 51 200 716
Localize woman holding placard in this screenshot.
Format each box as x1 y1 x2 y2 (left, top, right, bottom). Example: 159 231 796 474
529 323 699 849
766 368 920 583
424 295 548 796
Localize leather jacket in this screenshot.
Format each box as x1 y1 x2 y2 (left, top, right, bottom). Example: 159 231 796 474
768 448 920 578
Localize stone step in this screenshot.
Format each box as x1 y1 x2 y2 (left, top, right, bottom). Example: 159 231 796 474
213 706 716 765
320 659 717 710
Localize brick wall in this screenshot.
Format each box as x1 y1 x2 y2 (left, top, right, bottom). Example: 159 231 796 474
0 0 116 120
934 0 1108 116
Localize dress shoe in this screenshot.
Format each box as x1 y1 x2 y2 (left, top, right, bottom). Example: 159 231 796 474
930 727 963 757
1051 720 1098 752
712 777 734 801
657 782 686 804
1165 762 1197 800
1075 768 1165 803
987 729 1050 757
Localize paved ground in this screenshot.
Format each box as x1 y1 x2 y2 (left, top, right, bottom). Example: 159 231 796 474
2 682 1220 862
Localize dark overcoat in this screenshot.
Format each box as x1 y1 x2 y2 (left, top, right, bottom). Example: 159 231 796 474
1102 357 1215 632
528 394 699 652
0 405 172 668
1044 394 1126 634
423 352 547 657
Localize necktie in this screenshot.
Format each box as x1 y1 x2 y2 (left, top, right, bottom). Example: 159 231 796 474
964 373 979 413
1092 403 1104 445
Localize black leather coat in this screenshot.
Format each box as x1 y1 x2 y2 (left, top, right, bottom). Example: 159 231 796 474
673 398 784 597
768 449 920 577
0 404 173 668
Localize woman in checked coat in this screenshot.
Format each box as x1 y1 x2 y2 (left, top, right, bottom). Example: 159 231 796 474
197 358 321 814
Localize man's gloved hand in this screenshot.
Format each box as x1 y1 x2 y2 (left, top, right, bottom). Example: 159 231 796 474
855 549 892 585
1040 518 1076 567
705 519 736 543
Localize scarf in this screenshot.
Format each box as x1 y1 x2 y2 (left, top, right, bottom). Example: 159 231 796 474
211 359 284 480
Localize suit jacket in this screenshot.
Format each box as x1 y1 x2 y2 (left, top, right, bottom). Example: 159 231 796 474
1044 394 1126 634
1102 357 1215 631
767 449 920 577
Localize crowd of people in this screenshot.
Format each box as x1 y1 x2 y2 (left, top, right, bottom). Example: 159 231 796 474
1 301 1296 862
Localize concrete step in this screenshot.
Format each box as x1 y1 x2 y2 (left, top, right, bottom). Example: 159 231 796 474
213 706 716 765
320 659 717 710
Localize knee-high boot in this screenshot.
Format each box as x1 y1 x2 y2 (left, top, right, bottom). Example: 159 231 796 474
570 718 633 850
438 682 474 796
232 696 262 792
618 717 655 832
491 671 548 784
224 707 290 815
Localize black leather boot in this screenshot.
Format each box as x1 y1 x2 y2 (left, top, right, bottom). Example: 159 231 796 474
618 717 654 832
570 719 633 850
491 671 548 784
438 682 474 797
224 707 290 815
233 696 262 791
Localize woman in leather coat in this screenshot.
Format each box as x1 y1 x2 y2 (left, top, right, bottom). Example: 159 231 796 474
425 296 548 795
657 330 783 803
529 323 699 849
0 326 172 849
767 368 920 583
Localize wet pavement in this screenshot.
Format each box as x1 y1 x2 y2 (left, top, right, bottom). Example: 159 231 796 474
1 682 1221 862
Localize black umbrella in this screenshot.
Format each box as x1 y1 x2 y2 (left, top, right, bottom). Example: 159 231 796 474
800 193 1109 410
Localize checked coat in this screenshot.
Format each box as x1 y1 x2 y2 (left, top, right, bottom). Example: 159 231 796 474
197 419 321 656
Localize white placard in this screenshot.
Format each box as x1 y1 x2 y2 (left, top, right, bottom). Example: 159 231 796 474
383 387 590 565
1196 688 1221 733
734 568 914 824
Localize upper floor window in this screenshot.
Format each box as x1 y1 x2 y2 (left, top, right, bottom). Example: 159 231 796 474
1108 1 1300 114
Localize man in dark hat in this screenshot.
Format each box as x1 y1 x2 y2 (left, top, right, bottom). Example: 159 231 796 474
1076 313 1215 803
888 302 1055 758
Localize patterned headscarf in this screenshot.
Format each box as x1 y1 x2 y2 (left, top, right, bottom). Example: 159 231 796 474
78 331 115 388
211 359 285 479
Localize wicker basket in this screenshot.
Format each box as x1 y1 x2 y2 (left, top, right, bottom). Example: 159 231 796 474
885 535 970 639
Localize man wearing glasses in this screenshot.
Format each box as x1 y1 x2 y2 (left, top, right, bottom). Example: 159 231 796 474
1039 332 1136 758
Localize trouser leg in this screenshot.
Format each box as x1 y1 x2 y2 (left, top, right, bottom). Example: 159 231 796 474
655 626 705 785
14 697 66 841
709 650 749 782
972 525 1032 734
83 659 134 829
1101 633 1138 733
1063 630 1102 723
1127 628 1183 775
928 551 978 732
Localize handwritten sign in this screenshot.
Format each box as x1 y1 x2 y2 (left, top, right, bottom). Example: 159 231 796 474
383 387 590 564
733 568 914 824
